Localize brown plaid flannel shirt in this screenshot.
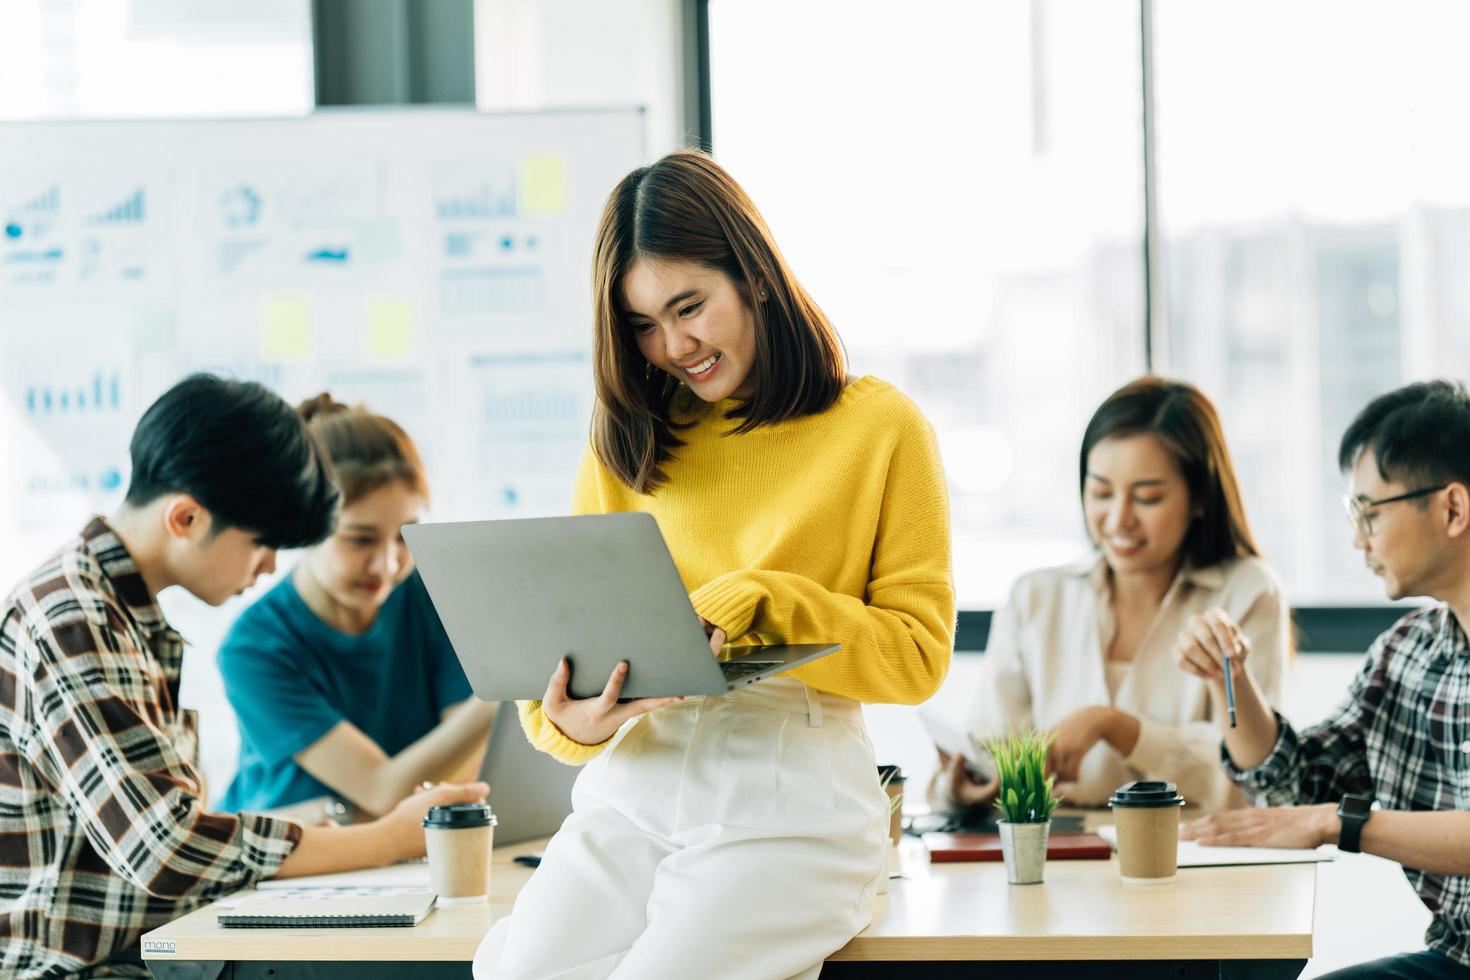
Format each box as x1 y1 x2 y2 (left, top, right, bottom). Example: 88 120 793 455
0 518 301 979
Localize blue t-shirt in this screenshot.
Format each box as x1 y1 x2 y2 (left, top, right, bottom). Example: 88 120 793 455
217 570 472 812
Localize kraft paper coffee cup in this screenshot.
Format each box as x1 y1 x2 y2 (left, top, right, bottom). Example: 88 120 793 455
423 803 496 904
878 765 905 847
1108 781 1185 884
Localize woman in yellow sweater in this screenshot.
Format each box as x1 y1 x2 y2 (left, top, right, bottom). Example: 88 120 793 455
475 151 955 980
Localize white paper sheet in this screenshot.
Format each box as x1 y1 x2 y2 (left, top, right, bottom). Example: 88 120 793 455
1098 824 1335 866
255 860 432 891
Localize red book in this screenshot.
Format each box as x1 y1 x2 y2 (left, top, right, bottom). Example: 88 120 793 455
922 831 1113 863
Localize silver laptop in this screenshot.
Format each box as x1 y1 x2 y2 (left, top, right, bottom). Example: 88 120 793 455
403 513 839 701
481 703 577 845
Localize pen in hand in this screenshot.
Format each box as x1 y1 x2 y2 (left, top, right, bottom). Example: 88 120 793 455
1222 643 1238 729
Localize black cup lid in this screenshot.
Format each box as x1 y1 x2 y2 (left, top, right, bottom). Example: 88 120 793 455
423 802 496 829
1108 780 1185 808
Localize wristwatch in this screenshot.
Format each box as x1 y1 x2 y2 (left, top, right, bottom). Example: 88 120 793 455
1336 794 1374 853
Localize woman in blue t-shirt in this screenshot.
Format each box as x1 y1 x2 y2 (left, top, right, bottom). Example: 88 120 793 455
217 394 495 818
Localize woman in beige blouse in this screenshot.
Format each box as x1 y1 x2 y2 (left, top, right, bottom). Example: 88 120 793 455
935 377 1290 815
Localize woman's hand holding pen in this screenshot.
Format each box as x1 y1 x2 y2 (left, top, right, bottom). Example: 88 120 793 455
1174 606 1248 686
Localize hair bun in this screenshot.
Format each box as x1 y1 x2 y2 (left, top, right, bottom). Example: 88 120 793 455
298 392 349 422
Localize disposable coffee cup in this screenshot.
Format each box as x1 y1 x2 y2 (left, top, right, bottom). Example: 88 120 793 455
423 803 496 904
878 765 906 847
1108 781 1185 884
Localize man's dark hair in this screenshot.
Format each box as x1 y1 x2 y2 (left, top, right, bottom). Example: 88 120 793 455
1338 380 1470 491
125 374 339 548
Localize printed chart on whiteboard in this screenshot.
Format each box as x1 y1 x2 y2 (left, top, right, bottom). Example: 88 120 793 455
0 108 645 584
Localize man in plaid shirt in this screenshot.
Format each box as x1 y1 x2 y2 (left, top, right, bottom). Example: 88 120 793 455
1174 380 1470 979
0 375 486 979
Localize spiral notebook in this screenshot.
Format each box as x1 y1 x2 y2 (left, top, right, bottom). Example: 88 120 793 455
217 890 436 928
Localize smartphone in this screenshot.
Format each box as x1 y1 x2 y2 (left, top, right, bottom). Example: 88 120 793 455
919 709 995 783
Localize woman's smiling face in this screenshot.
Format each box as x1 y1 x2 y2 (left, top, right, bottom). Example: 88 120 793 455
622 256 759 402
1084 432 1194 576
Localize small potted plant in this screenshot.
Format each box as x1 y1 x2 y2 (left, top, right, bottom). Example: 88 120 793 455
987 730 1060 885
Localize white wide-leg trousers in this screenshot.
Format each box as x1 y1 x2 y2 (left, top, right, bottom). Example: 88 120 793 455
475 677 889 980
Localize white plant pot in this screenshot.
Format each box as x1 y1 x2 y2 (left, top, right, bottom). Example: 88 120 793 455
999 820 1050 885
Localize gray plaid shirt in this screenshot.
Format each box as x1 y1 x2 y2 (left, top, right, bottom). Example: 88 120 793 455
0 518 301 979
1225 605 1470 966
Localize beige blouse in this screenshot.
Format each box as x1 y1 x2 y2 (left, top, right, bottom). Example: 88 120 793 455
963 554 1290 812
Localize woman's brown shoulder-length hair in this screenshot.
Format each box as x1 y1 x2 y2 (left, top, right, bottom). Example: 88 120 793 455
296 392 429 507
1078 376 1260 568
590 150 847 494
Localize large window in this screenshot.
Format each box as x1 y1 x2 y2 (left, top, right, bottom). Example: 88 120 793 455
0 0 313 121
710 0 1146 607
710 0 1470 611
1155 0 1470 603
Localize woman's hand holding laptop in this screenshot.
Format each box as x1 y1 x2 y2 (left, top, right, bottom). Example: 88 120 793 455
541 624 728 746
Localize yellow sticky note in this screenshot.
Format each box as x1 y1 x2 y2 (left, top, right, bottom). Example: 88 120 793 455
262 298 312 361
366 298 415 360
520 155 567 215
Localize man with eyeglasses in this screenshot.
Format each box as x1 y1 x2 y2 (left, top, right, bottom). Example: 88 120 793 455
1172 380 1470 979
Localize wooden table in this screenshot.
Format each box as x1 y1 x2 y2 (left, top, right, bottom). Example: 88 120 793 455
143 826 1313 979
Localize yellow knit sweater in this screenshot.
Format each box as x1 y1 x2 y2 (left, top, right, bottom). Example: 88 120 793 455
518 375 955 764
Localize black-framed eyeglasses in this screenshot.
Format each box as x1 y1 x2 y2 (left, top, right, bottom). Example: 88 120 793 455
1342 485 1447 537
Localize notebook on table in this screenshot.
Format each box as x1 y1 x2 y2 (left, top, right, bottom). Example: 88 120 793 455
922 832 1112 863
217 890 436 928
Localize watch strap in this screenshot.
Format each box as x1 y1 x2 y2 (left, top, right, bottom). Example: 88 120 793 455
1337 797 1369 853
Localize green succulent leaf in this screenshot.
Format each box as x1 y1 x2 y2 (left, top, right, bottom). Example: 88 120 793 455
986 728 1064 824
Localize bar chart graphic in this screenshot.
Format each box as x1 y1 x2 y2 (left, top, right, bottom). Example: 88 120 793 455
88 188 146 225
436 180 517 221
6 185 60 240
24 372 123 416
482 387 581 431
466 352 592 518
471 352 588 441
440 266 544 316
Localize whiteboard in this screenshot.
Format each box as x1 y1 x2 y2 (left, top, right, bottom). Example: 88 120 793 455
0 107 646 583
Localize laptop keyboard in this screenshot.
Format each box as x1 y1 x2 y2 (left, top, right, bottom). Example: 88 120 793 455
719 659 782 681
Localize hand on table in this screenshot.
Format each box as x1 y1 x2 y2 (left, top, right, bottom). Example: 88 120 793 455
1181 804 1339 849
